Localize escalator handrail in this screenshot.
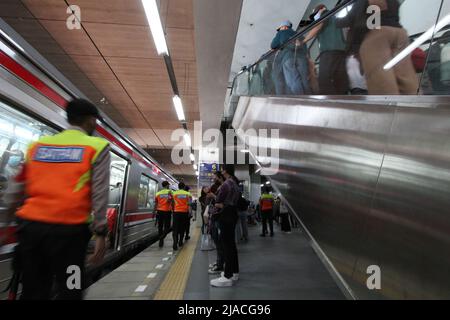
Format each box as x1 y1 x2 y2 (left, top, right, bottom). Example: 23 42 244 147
230 0 357 95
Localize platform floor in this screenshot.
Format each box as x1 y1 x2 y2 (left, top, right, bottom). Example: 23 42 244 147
85 218 345 300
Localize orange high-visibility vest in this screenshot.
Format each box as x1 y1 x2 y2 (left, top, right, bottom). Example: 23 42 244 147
172 189 191 213
260 193 275 211
16 130 109 225
155 188 172 212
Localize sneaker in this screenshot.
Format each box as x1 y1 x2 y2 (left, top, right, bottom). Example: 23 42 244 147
185 236 191 241
208 266 224 274
209 263 217 269
210 276 233 287
221 272 239 281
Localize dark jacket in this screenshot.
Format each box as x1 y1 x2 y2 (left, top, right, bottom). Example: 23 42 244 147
271 28 297 50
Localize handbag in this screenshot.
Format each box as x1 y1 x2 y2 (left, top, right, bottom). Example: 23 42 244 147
200 233 214 251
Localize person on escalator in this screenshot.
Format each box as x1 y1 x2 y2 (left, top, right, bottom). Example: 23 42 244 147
343 0 418 94
302 4 350 95
271 20 311 95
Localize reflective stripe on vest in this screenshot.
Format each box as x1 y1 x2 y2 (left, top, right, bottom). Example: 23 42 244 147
155 188 172 212
260 193 274 211
16 130 109 225
173 189 191 213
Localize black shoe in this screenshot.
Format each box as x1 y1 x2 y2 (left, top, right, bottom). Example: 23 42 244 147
173 245 178 251
179 241 183 247
270 233 274 237
159 239 164 247
185 236 190 241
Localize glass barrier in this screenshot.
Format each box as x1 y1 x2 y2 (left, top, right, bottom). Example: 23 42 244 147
231 0 450 98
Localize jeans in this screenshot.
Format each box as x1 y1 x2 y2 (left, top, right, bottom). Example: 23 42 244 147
283 54 311 95
236 210 249 241
210 215 224 269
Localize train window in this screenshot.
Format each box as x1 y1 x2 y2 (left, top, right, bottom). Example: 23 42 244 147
108 153 128 206
138 174 157 210
0 101 57 208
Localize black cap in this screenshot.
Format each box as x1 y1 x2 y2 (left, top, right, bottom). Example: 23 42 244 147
66 99 101 121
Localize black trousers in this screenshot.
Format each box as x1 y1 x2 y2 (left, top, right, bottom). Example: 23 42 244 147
219 206 239 278
280 213 292 232
319 50 349 95
157 211 172 241
261 210 274 235
16 220 91 300
172 213 188 246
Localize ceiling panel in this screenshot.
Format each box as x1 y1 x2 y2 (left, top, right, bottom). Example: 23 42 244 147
83 22 158 58
16 0 199 177
22 0 74 20
166 0 194 29
69 0 148 26
40 20 99 56
166 28 196 61
0 0 33 18
2 18 66 55
69 55 116 80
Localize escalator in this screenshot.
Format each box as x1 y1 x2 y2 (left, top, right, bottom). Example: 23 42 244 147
226 0 450 299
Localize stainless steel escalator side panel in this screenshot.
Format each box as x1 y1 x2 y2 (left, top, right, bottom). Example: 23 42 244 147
233 96 450 299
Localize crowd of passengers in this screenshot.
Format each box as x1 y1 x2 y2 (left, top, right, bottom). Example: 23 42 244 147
239 0 450 97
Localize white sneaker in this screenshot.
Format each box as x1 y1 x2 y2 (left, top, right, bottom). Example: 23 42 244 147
209 263 217 269
210 276 233 287
221 272 239 281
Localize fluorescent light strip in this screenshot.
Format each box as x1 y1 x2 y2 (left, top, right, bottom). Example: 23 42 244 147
190 153 195 162
142 0 169 55
172 96 185 121
384 14 450 70
193 164 198 170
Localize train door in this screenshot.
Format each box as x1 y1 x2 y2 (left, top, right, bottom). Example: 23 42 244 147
107 152 129 251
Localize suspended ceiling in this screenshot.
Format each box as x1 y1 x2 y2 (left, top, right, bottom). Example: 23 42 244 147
0 0 199 176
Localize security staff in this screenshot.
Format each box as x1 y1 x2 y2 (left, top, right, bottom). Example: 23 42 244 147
154 181 173 248
259 186 275 237
183 185 193 241
4 98 110 300
172 182 192 250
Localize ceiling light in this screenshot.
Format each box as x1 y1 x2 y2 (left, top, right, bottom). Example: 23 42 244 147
240 149 250 153
184 133 191 147
172 95 185 121
266 181 271 185
260 184 264 187
193 164 198 170
196 171 199 176
141 0 169 55
190 153 195 162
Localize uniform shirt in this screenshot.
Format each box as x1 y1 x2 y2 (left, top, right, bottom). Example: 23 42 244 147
260 193 275 211
155 188 173 212
4 126 110 234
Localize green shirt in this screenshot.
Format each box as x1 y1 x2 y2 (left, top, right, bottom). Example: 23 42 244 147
318 14 346 53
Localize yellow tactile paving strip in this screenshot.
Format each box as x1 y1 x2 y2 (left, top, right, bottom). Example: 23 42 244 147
153 225 201 300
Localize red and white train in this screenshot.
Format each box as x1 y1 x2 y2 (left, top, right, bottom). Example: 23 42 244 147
0 18 177 298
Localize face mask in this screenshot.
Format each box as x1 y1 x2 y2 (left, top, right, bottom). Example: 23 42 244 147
8 156 21 167
314 12 322 21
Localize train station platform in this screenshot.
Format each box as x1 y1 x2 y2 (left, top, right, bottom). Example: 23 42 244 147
85 218 345 300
